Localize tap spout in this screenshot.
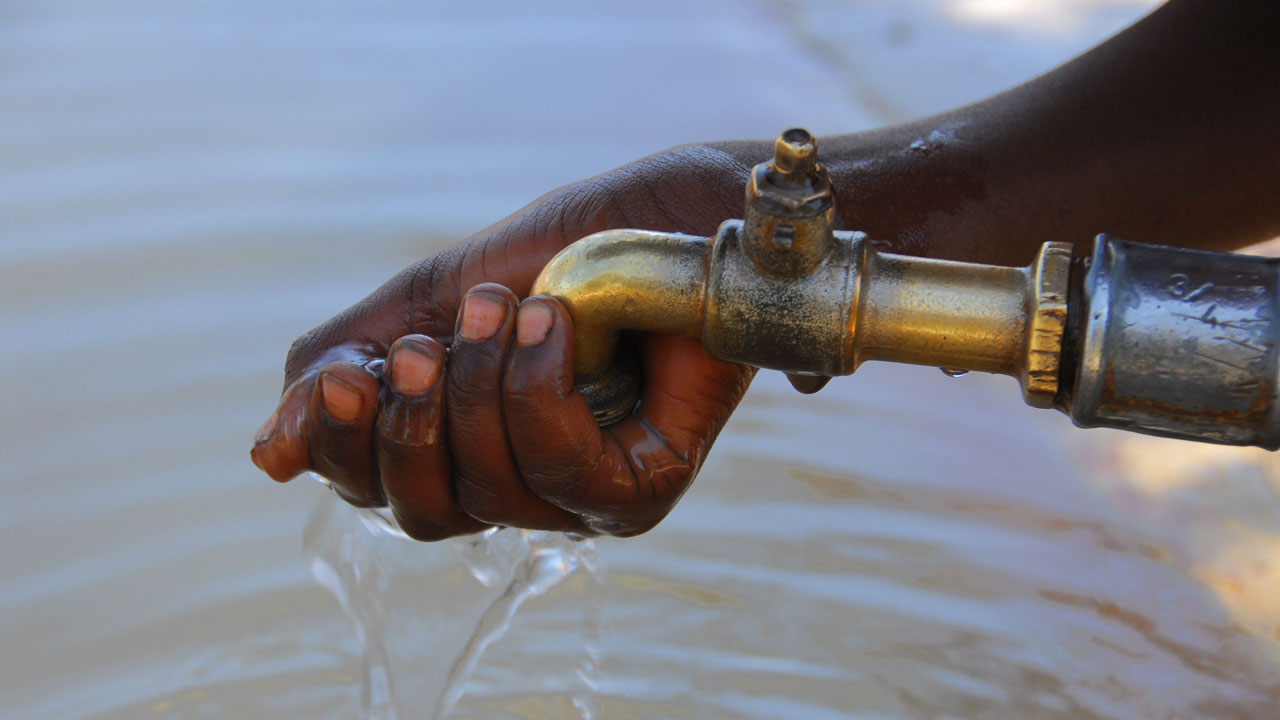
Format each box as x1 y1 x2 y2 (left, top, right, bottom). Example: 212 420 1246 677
530 127 1280 451
530 229 712 424
531 128 1070 425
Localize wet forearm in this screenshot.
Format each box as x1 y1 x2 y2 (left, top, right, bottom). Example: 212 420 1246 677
715 0 1280 266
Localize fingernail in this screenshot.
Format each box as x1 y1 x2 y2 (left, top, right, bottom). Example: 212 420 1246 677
390 342 441 395
458 293 506 342
516 302 554 346
254 410 279 444
249 445 267 471
320 372 363 423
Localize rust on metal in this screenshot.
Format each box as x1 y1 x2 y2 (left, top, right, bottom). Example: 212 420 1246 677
535 129 1280 450
533 128 1071 423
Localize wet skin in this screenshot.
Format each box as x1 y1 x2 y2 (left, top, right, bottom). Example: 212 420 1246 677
252 0 1280 539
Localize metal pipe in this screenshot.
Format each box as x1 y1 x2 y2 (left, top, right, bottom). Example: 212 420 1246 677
532 127 1280 449
530 229 712 424
1065 235 1280 448
854 243 1070 408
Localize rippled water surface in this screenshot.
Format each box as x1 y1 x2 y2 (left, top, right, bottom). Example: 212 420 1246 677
6 0 1280 718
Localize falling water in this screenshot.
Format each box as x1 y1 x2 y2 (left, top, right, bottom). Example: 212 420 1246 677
297 365 1280 719
304 487 603 719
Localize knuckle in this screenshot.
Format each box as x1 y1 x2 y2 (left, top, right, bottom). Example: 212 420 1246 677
501 383 542 408
286 331 315 368
515 436 605 506
446 375 497 405
525 464 591 506
455 474 509 523
503 370 569 404
564 178 627 233
406 252 454 337
311 447 352 478
312 452 381 505
446 352 504 399
377 404 441 450
283 331 320 387
394 514 455 543
378 424 441 452
331 482 385 509
445 408 499 448
588 495 680 538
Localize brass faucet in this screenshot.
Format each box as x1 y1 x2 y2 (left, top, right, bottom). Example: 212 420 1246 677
533 129 1280 449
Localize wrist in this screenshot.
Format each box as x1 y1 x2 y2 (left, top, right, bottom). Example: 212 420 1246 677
709 126 1046 266
821 120 1054 266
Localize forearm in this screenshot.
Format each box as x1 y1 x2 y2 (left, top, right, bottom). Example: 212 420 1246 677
314 0 1280 359
714 0 1280 266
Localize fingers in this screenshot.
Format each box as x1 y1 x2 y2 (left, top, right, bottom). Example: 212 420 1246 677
503 297 700 536
786 373 831 394
249 359 383 504
446 284 584 531
254 285 748 541
250 378 313 482
305 361 384 507
376 335 489 541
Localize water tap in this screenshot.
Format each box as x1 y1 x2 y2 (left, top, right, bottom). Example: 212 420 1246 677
532 128 1280 449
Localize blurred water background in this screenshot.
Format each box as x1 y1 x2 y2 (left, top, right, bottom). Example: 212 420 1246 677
4 0 1280 717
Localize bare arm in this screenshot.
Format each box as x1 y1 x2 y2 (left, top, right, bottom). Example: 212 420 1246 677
716 0 1280 264
252 0 1280 538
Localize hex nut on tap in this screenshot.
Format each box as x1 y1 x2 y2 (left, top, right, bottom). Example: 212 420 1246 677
741 127 837 278
534 127 1072 426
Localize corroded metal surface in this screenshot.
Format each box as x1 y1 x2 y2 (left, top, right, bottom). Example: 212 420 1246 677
704 219 862 375
533 128 1070 424
535 130 1280 449
1069 235 1280 448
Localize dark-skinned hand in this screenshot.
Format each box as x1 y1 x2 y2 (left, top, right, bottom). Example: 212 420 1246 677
252 0 1280 540
249 144 824 540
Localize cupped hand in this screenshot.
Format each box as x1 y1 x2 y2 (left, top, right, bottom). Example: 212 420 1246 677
250 143 776 539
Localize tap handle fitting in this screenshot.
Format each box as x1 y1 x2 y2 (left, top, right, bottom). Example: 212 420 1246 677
741 128 837 278
772 127 817 179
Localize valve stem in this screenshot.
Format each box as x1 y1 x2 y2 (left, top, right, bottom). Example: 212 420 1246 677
741 127 837 278
772 127 817 180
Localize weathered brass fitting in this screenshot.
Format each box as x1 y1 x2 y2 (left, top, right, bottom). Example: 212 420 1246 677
739 127 837 278
532 128 1071 424
529 229 711 424
534 127 1280 449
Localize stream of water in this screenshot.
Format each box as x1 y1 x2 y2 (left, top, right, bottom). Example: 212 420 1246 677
302 362 1280 718
305 500 604 719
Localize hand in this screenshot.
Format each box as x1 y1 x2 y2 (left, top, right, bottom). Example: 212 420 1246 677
255 0 1280 541
250 143 772 539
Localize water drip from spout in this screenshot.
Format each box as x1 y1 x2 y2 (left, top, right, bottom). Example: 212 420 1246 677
303 489 603 719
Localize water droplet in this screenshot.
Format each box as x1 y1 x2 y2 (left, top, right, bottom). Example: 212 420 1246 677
940 367 969 378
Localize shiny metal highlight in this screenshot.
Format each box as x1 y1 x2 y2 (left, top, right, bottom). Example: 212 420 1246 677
533 127 1280 450
532 129 1069 424
530 229 711 423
